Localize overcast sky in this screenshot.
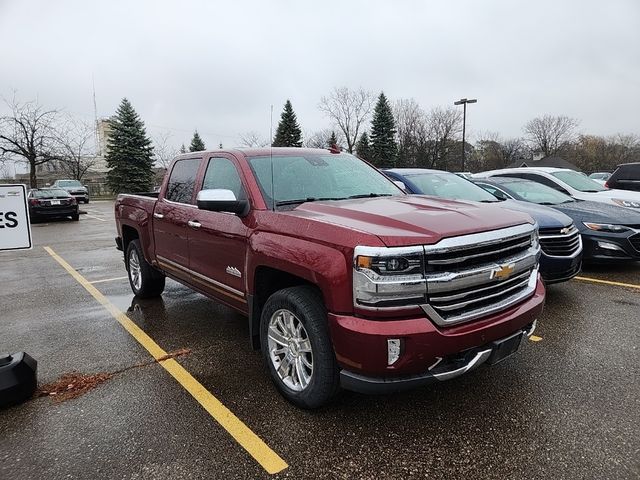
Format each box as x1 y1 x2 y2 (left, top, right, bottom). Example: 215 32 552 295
1 0 639 156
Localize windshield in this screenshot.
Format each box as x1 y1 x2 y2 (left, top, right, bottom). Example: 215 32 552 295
248 153 402 209
551 171 606 192
407 172 499 202
498 179 575 204
57 180 82 187
32 189 70 198
589 173 609 180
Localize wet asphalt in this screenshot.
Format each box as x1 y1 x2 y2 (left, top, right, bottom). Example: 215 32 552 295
0 201 639 480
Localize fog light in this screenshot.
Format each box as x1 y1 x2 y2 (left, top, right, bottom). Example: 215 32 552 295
387 338 401 365
596 241 623 252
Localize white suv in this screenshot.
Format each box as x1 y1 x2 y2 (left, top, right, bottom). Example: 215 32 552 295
473 167 640 210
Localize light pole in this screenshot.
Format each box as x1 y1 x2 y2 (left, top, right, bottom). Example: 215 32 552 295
454 98 477 171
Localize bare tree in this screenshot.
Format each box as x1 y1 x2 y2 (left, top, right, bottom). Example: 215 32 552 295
238 131 269 148
474 132 530 171
424 106 463 169
318 87 373 153
0 94 63 187
523 115 579 157
394 98 428 167
153 131 180 169
57 118 97 180
304 128 345 149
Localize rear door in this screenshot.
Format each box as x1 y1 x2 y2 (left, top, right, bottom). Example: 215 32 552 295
154 157 202 280
187 154 250 312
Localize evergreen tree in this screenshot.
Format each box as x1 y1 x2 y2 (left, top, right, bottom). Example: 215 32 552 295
272 100 303 147
179 144 187 154
328 131 338 148
370 92 398 167
189 130 206 151
355 131 372 160
105 98 154 194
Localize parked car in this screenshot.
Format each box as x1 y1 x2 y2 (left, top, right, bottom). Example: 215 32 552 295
589 172 611 185
51 179 90 203
473 167 640 210
28 188 79 222
473 177 640 263
384 168 582 283
605 163 640 192
115 148 544 408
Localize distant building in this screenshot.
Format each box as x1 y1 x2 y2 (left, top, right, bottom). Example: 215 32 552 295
508 155 581 172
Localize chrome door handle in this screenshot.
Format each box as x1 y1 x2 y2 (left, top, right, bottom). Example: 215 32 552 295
153 212 164 219
188 220 201 229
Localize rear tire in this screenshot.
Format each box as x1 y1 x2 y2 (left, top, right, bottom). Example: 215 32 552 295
260 286 339 409
125 239 165 298
71 213 80 221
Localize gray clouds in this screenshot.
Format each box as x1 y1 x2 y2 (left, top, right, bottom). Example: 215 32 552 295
1 0 639 151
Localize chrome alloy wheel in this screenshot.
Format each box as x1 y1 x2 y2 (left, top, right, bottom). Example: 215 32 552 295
128 248 142 291
267 309 313 392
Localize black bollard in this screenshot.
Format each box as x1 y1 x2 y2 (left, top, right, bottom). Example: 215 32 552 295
0 352 38 408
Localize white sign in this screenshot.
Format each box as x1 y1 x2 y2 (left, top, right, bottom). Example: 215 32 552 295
0 184 32 251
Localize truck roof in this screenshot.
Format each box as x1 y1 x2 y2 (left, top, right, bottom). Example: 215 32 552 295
174 147 342 160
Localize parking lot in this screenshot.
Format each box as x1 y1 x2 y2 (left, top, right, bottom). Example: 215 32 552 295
1 200 639 480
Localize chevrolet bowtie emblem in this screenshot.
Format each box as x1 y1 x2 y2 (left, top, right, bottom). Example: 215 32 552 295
560 227 570 235
491 263 515 280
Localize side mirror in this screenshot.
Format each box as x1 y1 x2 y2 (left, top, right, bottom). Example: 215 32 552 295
393 180 407 192
197 189 249 216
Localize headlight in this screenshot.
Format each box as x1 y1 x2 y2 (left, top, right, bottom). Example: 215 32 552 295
612 199 640 208
583 222 631 233
531 227 540 250
353 246 426 309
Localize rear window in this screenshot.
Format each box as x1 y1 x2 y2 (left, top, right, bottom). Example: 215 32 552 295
31 189 70 198
57 180 82 187
611 164 640 181
407 172 499 202
165 158 201 204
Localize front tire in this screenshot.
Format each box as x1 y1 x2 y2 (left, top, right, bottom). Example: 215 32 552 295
260 286 339 409
126 239 165 298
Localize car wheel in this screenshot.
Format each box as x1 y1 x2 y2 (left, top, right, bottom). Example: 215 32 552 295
125 239 165 298
71 214 80 221
260 286 339 409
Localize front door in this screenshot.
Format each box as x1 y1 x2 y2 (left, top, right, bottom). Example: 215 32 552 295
188 155 250 312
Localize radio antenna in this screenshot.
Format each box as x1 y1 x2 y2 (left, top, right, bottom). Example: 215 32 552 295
270 104 275 211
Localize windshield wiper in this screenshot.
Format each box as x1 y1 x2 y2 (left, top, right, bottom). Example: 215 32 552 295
346 193 393 199
582 190 601 193
478 199 499 203
275 197 344 207
538 202 558 205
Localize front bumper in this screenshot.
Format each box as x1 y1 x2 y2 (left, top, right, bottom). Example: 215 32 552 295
539 252 582 284
329 278 545 393
581 231 640 262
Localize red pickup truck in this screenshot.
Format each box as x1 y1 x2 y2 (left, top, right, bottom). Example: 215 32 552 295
115 148 545 408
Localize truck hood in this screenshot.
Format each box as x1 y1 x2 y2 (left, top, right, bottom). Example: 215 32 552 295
551 200 640 227
288 195 534 247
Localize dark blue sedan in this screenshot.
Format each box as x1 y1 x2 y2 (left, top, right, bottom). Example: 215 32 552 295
384 168 583 283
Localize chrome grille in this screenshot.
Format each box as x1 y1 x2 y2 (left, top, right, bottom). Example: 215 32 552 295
422 223 540 326
539 225 582 257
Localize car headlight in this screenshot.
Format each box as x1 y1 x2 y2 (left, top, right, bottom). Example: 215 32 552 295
612 199 640 208
353 246 426 309
583 222 631 233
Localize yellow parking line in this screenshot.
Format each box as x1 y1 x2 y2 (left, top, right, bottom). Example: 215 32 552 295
43 246 288 475
89 276 128 284
575 276 640 290
529 335 543 342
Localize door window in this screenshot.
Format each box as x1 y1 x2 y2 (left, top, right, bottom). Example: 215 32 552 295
202 157 246 200
165 159 201 204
